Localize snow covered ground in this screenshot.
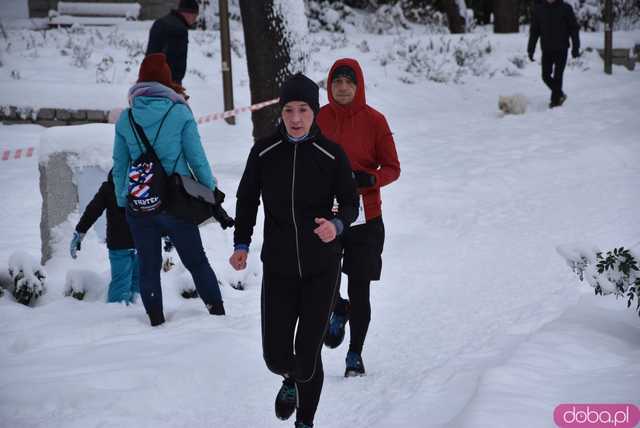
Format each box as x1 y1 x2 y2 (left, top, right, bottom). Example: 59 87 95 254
1 4 639 427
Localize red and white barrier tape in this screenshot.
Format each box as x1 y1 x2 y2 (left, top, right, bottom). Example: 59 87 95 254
2 147 34 161
197 98 279 125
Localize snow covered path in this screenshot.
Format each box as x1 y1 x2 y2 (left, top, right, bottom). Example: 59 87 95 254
1 28 639 427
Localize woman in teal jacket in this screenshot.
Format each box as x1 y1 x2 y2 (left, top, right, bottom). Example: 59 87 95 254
112 53 225 326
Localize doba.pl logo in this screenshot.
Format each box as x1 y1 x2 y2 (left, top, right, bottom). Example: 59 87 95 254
554 404 640 428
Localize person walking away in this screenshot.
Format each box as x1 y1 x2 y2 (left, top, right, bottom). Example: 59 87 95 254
316 58 401 377
146 0 199 87
113 53 225 327
229 73 359 428
528 0 580 108
70 169 139 304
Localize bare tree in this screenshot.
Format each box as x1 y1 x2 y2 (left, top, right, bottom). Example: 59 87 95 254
238 0 308 141
493 0 519 33
439 0 467 33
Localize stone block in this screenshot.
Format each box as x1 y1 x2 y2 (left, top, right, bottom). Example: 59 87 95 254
70 110 87 120
39 152 78 265
37 108 56 120
86 109 107 122
55 109 72 121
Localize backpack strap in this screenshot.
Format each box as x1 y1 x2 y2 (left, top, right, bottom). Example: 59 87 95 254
128 103 177 158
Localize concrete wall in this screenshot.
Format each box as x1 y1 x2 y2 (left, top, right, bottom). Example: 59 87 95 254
28 0 177 20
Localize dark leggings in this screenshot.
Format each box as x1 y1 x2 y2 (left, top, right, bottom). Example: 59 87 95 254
334 277 371 354
261 259 340 426
345 277 371 355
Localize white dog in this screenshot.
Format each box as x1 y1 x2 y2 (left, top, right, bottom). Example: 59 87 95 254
498 94 528 115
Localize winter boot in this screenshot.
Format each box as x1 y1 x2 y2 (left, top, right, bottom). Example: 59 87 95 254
275 377 297 420
295 422 313 428
324 299 349 349
207 301 226 316
345 351 365 377
148 310 165 327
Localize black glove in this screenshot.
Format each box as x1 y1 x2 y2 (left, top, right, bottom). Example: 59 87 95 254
528 51 535 62
211 204 235 230
214 187 226 204
571 48 580 59
353 171 376 188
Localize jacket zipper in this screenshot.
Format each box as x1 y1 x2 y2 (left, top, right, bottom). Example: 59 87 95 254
291 144 303 278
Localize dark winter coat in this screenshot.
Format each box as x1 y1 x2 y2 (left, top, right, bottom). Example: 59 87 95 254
146 11 189 84
75 173 135 250
234 125 359 278
316 58 401 221
528 0 580 55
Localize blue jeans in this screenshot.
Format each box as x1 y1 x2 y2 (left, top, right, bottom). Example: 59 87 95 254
126 212 222 317
108 249 139 303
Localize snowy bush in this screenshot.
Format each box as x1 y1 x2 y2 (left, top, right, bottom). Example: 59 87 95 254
509 55 527 70
559 246 640 318
565 0 640 31
377 35 493 84
8 251 47 306
307 1 357 33
364 2 411 34
71 44 91 69
96 55 114 83
64 270 105 301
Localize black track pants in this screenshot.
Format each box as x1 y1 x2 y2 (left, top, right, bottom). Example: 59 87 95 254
261 258 341 425
541 49 568 103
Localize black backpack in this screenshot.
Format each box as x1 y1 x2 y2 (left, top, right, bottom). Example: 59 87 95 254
126 105 175 216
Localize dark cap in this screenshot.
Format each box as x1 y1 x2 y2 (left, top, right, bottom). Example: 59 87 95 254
279 73 319 114
332 65 357 85
178 0 199 13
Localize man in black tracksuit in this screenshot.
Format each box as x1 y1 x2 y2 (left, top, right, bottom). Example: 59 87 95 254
145 0 199 86
230 74 359 428
528 0 581 108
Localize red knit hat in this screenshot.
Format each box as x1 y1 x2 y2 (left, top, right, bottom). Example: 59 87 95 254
137 53 182 93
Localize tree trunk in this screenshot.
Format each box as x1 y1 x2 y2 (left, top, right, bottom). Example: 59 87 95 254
439 0 466 33
238 0 308 141
493 0 519 33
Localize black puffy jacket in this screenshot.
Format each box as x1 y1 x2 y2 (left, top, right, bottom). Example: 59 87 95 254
528 0 580 54
146 11 189 84
234 125 359 278
75 173 134 250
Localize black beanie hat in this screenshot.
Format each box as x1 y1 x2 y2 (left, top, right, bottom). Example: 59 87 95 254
279 73 319 114
178 0 199 13
332 65 357 85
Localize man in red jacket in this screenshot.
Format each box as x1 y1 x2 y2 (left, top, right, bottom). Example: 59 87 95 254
317 58 400 377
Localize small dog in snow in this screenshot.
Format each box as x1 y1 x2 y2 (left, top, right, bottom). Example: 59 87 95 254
498 94 528 115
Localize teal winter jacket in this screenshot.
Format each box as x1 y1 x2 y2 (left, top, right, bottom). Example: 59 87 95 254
112 94 216 208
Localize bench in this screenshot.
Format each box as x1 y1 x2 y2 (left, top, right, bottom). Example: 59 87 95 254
597 47 636 71
49 2 141 27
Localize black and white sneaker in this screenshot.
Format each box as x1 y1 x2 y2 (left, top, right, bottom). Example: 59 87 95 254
275 377 297 420
345 351 366 377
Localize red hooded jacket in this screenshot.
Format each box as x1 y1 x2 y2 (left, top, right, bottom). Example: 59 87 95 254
317 58 400 221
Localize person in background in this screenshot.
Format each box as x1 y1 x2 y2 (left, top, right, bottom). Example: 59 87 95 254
70 169 139 304
317 58 401 377
146 0 199 87
112 53 225 327
528 0 580 108
230 73 359 428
